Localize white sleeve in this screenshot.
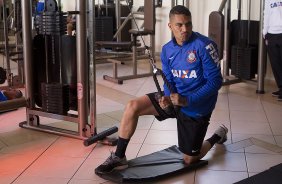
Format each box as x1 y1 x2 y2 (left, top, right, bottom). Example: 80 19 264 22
263 0 270 37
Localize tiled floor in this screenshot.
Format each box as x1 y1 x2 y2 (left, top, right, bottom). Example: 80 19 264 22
1 59 282 184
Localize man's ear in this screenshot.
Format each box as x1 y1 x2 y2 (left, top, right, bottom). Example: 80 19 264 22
168 23 172 30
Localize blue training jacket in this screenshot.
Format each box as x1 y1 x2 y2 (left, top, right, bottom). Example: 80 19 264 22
161 32 222 118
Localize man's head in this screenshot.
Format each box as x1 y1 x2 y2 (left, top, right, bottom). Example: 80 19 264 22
168 5 192 45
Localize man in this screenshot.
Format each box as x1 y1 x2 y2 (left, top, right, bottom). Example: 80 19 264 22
0 89 23 102
95 5 227 175
263 0 282 101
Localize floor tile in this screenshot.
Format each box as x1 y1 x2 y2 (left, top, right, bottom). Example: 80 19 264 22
202 149 247 172
144 129 178 145
230 110 268 123
195 169 248 184
270 122 282 135
41 137 93 158
13 176 69 184
231 120 272 135
19 155 85 178
246 153 282 173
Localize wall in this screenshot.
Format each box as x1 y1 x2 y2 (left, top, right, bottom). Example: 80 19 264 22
61 0 76 11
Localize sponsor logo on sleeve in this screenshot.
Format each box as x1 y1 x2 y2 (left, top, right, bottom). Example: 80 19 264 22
205 43 220 67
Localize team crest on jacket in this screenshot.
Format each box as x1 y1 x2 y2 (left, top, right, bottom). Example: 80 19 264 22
187 50 196 63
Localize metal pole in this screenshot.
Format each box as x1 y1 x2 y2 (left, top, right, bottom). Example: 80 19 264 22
256 0 266 94
223 0 231 78
2 0 11 86
171 0 176 7
171 0 176 39
21 0 34 107
76 0 88 137
218 0 228 13
115 0 121 41
247 0 251 45
88 0 96 136
238 0 241 20
185 0 190 9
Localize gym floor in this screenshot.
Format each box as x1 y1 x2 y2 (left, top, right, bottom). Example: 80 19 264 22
1 59 282 184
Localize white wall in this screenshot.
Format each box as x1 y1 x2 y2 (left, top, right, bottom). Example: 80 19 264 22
61 0 76 11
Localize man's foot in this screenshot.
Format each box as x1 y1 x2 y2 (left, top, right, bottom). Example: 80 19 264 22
95 152 128 175
214 125 228 144
272 90 280 97
278 95 282 101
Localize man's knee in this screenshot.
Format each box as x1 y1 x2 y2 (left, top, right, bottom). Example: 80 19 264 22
183 154 199 165
125 99 140 113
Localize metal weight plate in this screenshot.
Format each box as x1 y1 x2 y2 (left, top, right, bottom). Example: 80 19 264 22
0 67 7 84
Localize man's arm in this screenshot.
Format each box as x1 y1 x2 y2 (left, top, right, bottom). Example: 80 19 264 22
161 48 177 96
186 41 223 106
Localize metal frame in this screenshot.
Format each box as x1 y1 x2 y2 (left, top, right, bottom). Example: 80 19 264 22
221 0 266 94
103 0 155 84
102 35 155 84
19 0 116 143
0 0 24 88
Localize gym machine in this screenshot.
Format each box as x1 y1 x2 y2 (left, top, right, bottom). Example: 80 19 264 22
102 0 157 84
19 0 117 146
0 0 26 113
209 0 267 93
0 0 24 88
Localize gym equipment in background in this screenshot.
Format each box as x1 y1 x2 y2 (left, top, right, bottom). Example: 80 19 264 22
20 0 117 146
0 67 6 84
208 0 226 60
102 0 156 84
230 0 258 80
0 97 26 113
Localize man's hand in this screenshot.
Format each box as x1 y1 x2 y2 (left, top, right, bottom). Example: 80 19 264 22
170 93 188 107
158 93 188 110
158 96 172 110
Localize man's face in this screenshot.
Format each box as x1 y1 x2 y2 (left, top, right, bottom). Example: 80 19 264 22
168 14 192 45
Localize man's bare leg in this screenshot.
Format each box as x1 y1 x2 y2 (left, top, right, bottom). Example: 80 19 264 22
183 141 212 164
118 95 159 139
183 125 228 165
95 95 160 174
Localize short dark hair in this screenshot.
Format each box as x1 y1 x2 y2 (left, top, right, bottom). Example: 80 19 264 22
169 5 191 19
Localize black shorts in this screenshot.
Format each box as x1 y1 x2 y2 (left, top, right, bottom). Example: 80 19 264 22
147 92 210 156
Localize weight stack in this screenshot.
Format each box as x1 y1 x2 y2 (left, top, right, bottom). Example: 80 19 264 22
231 46 258 80
41 83 70 115
96 16 113 41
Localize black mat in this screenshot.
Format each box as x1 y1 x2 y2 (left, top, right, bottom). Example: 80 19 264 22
235 163 282 184
97 145 208 183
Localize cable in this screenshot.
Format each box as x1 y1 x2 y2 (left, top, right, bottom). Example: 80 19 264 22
124 0 179 116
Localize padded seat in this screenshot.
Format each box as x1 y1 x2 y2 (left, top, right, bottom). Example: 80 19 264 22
0 97 26 113
129 29 155 36
96 41 132 48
